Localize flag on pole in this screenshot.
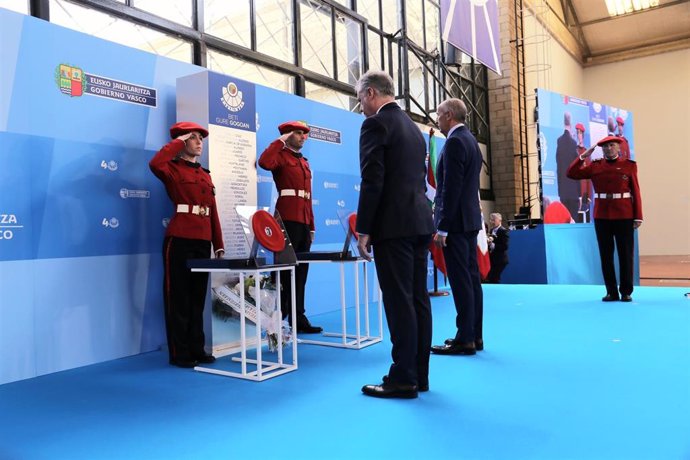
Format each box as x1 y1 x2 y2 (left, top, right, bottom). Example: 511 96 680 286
427 128 447 276
477 209 491 280
425 128 438 203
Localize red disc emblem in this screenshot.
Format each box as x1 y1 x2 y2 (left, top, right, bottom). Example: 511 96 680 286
251 210 285 252
348 213 358 240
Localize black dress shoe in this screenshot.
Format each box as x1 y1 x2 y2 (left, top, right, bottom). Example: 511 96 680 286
383 375 428 392
169 358 197 368
621 294 633 302
445 337 484 351
431 343 476 355
194 354 216 364
362 382 418 399
297 317 323 334
602 294 620 302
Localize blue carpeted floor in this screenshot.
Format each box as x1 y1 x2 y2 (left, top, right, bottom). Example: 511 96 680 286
1 285 688 460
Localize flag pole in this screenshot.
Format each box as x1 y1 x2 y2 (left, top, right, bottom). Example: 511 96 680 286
429 258 450 297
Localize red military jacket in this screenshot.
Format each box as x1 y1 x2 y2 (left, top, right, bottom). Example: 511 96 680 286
258 139 315 230
566 155 642 220
149 139 224 252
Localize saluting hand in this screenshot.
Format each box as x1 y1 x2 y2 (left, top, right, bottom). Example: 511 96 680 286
176 132 194 142
581 145 596 159
279 132 293 144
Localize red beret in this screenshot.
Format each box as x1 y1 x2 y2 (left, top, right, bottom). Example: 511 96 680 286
597 136 623 147
170 121 209 139
575 123 585 132
616 116 625 125
278 121 310 134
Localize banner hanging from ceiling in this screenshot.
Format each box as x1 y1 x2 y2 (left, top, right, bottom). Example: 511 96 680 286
440 0 502 75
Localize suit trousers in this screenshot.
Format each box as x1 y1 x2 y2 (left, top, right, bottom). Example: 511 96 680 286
280 220 311 320
486 258 507 284
443 231 484 343
162 236 212 362
594 218 634 296
373 235 432 386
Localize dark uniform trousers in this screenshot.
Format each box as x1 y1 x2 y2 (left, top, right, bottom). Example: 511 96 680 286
444 230 484 343
280 220 311 321
594 218 634 297
373 235 432 387
163 236 212 362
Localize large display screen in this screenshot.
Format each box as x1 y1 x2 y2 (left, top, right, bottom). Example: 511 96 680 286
536 88 635 224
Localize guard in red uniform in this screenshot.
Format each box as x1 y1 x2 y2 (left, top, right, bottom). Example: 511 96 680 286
150 121 225 367
566 136 643 302
258 121 322 333
615 116 631 160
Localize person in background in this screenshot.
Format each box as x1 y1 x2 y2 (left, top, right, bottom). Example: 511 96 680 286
258 121 322 334
149 121 224 368
555 112 580 221
487 213 510 284
355 70 434 399
566 136 642 302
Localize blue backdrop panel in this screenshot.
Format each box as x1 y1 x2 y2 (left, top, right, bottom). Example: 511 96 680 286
0 260 36 384
544 224 639 286
0 10 196 383
0 255 164 383
0 9 24 130
498 225 639 286
500 226 547 284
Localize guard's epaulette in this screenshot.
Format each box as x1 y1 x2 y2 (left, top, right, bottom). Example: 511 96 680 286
202 167 211 173
626 158 636 163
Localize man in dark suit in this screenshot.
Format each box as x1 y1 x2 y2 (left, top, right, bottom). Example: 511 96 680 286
487 212 510 283
556 112 579 221
355 70 435 399
429 98 484 356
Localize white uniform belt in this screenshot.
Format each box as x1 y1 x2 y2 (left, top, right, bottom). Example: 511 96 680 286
594 192 631 199
176 204 210 216
280 189 310 199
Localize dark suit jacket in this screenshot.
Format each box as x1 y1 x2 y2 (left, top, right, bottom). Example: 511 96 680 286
356 103 434 242
433 125 482 233
556 129 579 201
490 226 510 265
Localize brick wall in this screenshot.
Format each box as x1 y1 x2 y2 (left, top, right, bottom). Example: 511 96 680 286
487 0 522 220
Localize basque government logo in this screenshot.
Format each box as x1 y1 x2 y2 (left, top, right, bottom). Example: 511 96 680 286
221 82 245 112
57 64 86 97
55 63 157 107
